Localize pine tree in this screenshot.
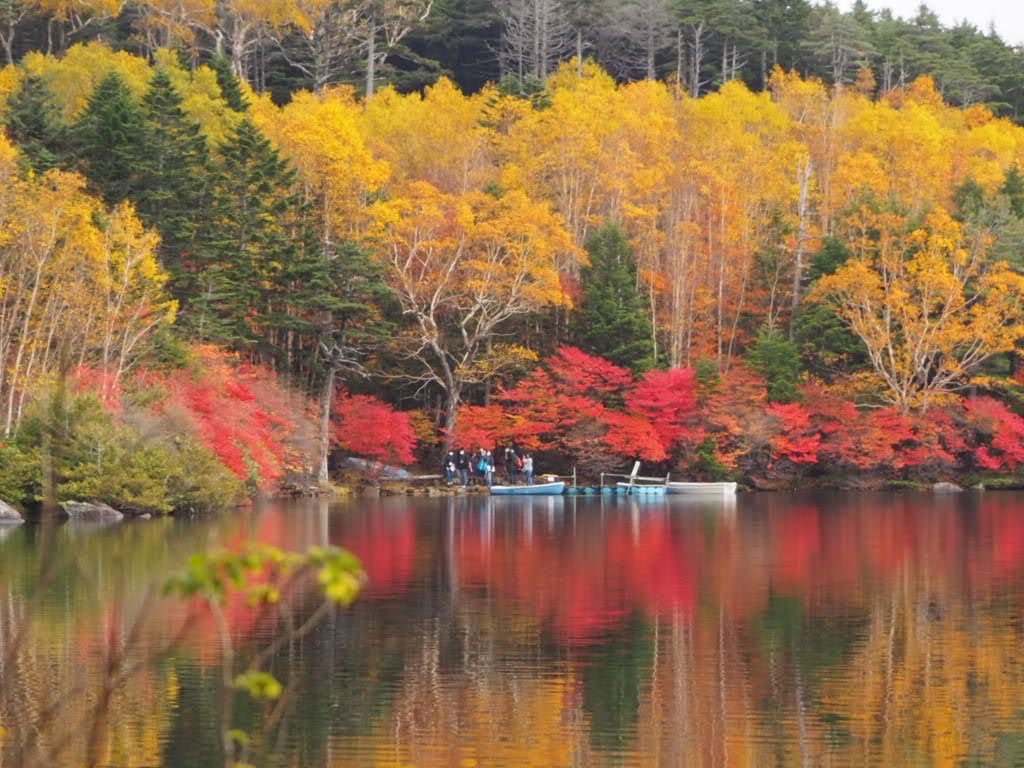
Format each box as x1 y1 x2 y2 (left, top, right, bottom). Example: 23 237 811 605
747 325 802 403
210 54 249 112
193 118 303 351
135 69 211 294
3 74 67 175
71 71 147 204
576 224 654 371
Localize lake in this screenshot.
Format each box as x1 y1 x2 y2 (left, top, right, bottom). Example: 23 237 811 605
3 491 1024 767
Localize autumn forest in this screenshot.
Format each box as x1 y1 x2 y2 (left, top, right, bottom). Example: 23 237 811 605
3 1 1024 513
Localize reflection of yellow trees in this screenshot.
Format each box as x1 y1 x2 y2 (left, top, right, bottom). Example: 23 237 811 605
330 667 588 767
818 584 1024 767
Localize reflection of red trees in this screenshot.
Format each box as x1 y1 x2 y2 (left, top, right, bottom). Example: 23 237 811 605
449 494 1024 648
332 512 417 598
69 495 1024 672
456 512 697 645
773 505 821 587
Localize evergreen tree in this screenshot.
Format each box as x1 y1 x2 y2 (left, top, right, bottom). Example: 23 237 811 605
406 0 501 93
134 69 211 294
1002 165 1024 219
794 239 868 380
210 54 249 112
3 74 67 175
747 325 802 403
576 224 654 371
71 71 147 204
193 118 304 351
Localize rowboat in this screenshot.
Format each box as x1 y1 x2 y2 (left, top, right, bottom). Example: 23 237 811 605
666 481 737 496
616 482 667 495
490 481 565 496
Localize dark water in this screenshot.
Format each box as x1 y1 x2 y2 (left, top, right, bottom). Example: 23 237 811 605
5 492 1024 767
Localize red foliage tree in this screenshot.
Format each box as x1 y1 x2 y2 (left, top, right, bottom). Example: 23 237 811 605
546 346 634 402
597 410 668 462
159 350 300 486
332 391 417 467
627 367 699 450
451 404 508 449
766 402 822 465
962 397 1024 471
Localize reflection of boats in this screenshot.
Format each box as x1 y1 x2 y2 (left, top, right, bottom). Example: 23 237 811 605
490 481 566 496
667 481 737 496
616 482 667 496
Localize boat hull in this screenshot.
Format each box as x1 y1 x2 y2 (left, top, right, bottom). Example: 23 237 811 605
490 482 566 496
616 482 667 495
666 482 738 495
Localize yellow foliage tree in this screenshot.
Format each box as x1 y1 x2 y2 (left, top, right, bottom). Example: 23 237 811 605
362 77 495 194
20 42 151 119
0 137 175 433
375 181 579 440
813 208 1024 412
251 86 388 241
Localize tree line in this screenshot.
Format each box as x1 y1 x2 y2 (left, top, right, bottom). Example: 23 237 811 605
2 0 1024 118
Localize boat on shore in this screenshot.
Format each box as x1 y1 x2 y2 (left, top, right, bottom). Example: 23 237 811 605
666 481 737 496
490 481 566 496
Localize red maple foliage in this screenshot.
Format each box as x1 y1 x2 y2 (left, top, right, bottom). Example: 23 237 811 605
627 367 699 449
452 404 509 449
155 348 300 486
546 346 634 402
766 402 822 465
962 397 1024 471
332 390 417 466
599 410 668 462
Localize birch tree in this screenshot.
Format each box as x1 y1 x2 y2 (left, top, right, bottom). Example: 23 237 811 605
376 181 579 443
814 209 1024 412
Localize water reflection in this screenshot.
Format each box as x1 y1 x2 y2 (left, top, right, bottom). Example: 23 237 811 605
4 492 1024 766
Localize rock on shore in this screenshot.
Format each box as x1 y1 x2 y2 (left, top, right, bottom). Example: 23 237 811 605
0 500 23 524
932 482 963 493
60 501 124 523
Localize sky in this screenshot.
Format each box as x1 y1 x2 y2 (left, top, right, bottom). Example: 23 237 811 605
841 0 1024 45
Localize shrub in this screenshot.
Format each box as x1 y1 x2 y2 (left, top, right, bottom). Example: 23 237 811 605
0 441 40 507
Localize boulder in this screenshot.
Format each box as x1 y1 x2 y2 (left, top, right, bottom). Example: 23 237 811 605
0 500 23 524
932 482 963 493
972 483 986 491
61 501 124 523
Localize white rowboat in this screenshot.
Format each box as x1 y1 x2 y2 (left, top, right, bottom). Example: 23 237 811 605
666 481 737 496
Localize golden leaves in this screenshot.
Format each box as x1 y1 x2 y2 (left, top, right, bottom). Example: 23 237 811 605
813 209 1024 411
253 85 388 239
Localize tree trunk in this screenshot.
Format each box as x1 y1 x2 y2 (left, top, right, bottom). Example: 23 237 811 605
317 365 337 486
1 25 13 67
365 24 376 97
441 387 461 453
789 159 813 332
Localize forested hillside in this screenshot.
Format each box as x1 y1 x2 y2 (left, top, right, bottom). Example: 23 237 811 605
2 2 1024 510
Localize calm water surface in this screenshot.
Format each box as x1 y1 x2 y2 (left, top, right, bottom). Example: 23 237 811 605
4 492 1024 767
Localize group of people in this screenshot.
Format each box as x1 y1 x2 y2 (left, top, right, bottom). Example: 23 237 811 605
443 446 536 487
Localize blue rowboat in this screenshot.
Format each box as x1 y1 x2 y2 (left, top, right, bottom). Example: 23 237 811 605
616 482 667 496
490 481 566 496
